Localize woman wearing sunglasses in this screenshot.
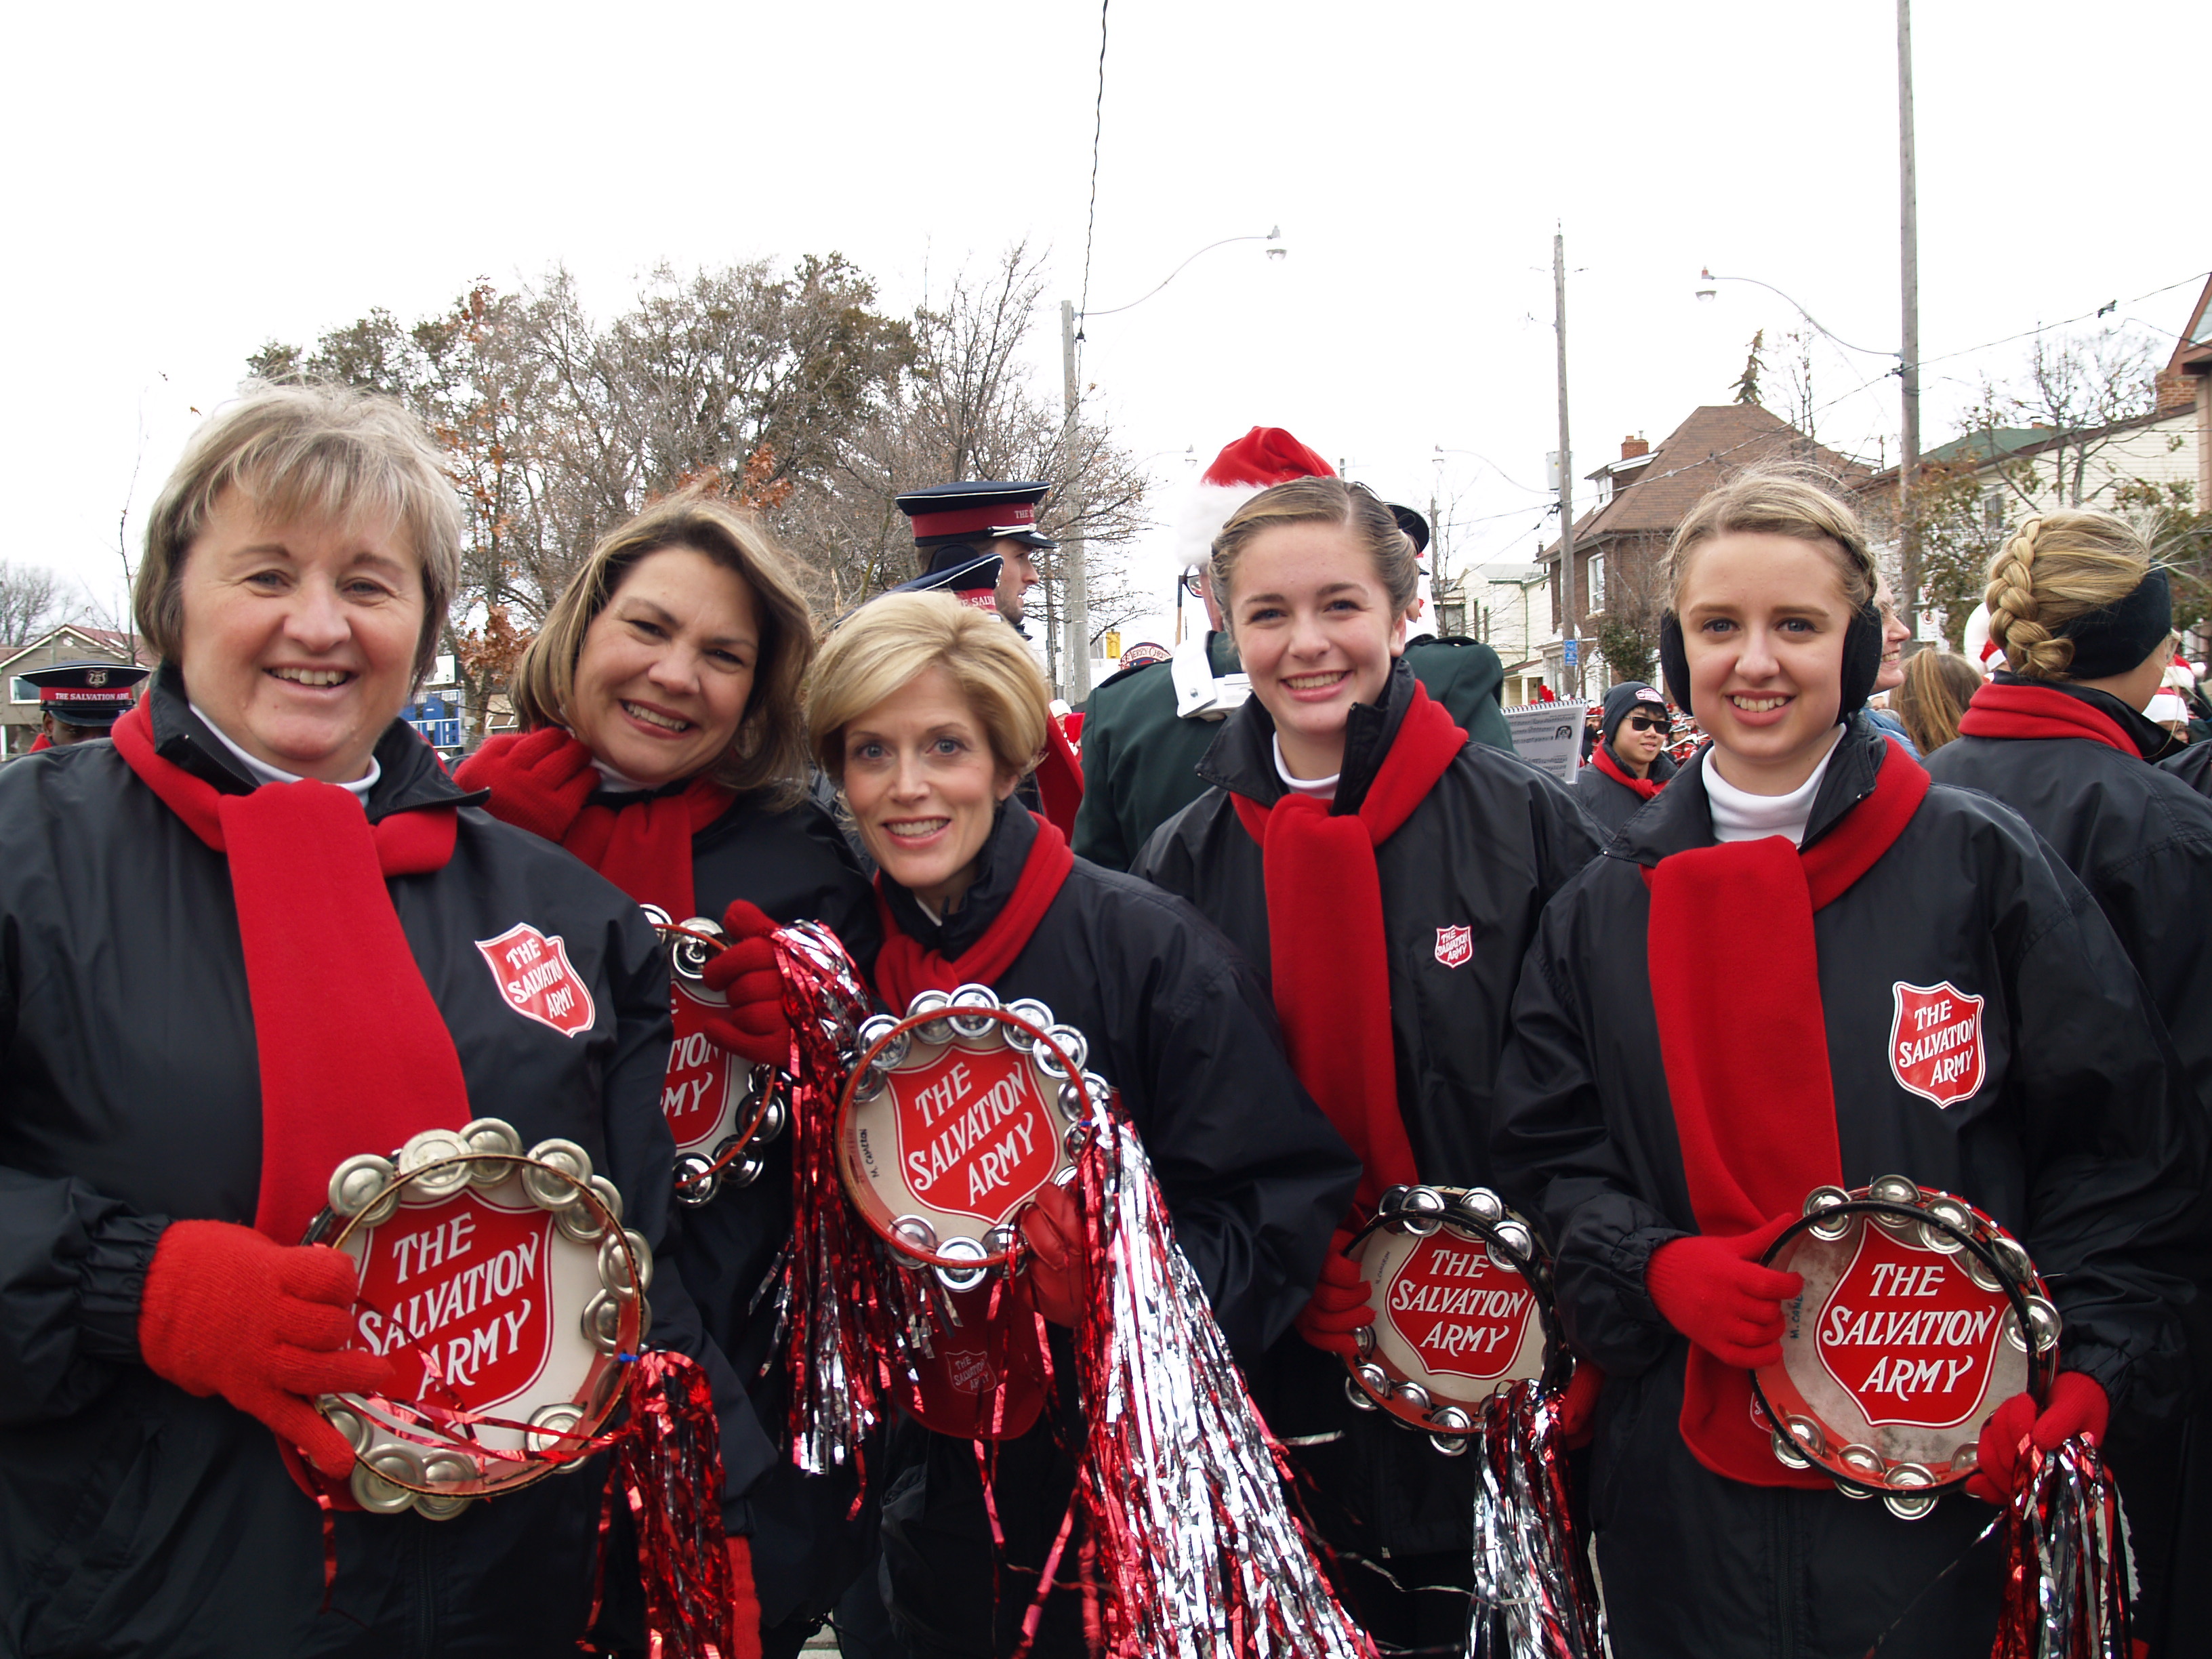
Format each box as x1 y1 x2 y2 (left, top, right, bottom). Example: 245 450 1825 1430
1574 680 1678 835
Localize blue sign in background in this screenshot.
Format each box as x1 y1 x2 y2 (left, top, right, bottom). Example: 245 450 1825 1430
405 695 462 750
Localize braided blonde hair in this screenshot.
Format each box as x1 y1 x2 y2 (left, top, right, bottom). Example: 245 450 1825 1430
1983 510 2154 680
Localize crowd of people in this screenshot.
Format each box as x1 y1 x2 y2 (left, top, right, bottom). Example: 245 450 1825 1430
1 384 2206 1659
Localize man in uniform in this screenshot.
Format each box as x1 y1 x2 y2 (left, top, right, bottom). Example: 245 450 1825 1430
1073 429 1517 871
14 659 150 754
888 480 1053 630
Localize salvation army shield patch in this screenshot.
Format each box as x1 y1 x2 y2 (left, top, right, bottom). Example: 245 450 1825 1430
1888 981 1985 1108
476 922 596 1038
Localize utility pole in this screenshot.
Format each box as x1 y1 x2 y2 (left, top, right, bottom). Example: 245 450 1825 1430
1554 229 1581 698
1898 0 1923 636
1059 300 1092 703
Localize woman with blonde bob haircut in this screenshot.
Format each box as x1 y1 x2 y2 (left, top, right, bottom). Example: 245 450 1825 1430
0 382 756 1652
1925 510 2212 1653
758 590 1355 1657
459 489 875 1656
1494 470 2200 1657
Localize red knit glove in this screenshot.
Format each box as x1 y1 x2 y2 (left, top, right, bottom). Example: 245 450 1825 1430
138 1221 396 1479
1294 1229 1375 1359
1645 1231 1803 1370
724 1535 763 1659
453 726 597 842
1965 1373 2111 1506
698 900 789 1069
1019 1183 1090 1328
1555 1360 1606 1450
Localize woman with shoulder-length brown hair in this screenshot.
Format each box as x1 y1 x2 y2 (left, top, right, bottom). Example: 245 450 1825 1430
457 491 877 1657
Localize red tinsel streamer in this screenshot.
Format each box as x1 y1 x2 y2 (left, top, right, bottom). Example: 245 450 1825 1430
1990 1435 2130 1659
1468 1380 1605 1658
1061 1118 1373 1659
581 1349 737 1659
766 923 928 1480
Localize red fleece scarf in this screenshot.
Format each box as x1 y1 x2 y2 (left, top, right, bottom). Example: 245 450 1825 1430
871 811 1076 1011
1230 684 1468 1212
1591 742 1664 800
112 703 469 1246
1957 679 2137 756
1645 740 1929 1486
28 732 52 752
459 729 733 918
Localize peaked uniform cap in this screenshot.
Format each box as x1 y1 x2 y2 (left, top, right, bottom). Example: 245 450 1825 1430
894 480 1058 552
19 659 151 726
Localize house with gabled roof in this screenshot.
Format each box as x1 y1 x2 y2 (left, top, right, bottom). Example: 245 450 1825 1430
1535 403 1870 696
1 626 157 756
2156 270 2212 506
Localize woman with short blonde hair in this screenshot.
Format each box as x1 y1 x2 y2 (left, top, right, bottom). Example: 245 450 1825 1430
775 589 1355 1656
459 488 875 1654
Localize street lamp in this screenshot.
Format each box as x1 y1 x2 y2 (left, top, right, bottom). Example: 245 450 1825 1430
1057 228 1285 701
1694 268 1898 363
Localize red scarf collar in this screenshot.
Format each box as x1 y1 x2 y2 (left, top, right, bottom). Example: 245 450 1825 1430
1229 683 1467 1212
1643 739 1929 1486
112 701 468 1246
28 732 52 752
871 811 1076 1013
1957 679 2137 756
459 729 733 918
1591 741 1664 800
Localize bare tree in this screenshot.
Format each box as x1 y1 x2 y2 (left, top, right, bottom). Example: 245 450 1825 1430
0 563 70 644
1971 326 2161 512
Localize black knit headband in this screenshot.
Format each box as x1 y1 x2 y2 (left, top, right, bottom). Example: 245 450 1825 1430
2050 566 2172 680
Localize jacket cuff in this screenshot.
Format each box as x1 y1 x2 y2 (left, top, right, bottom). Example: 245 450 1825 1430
76 1212 169 1364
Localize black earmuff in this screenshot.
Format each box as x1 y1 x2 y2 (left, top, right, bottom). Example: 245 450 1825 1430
1657 601 1884 724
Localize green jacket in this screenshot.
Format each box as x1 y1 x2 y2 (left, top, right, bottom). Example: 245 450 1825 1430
1072 631 1515 872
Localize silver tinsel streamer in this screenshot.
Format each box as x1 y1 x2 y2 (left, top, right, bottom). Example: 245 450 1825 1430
1469 1382 1605 1659
1992 1435 2130 1659
1071 1118 1372 1659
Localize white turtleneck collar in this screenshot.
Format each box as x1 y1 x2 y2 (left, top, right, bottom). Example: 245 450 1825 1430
590 755 657 796
1703 726 1845 847
1272 734 1340 802
190 701 380 804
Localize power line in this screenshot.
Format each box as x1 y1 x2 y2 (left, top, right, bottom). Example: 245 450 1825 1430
1076 0 1110 327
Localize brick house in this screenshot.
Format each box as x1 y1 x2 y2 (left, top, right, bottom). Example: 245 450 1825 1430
1 626 157 756
1536 404 1868 696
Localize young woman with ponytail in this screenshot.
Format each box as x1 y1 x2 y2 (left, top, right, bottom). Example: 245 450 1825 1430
1924 510 2212 1656
1132 476 1602 1649
1491 473 2202 1658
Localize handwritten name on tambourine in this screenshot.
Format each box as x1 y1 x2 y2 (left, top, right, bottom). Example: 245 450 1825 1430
305 1120 649 1519
1345 1185 1570 1456
1755 1175 2060 1520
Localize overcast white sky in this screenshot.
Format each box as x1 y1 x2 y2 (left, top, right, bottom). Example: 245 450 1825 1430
3 0 2203 653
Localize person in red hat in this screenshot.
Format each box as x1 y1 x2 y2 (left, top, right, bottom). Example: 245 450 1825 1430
1134 475 1602 1649
1073 428 1516 870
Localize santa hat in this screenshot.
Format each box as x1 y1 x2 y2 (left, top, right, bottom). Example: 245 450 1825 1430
2148 691 2190 727
1963 602 2000 674
1174 427 1335 573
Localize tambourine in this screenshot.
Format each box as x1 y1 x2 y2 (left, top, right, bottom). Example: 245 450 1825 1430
1753 1175 2060 1519
641 907 789 1207
1343 1184 1568 1455
303 1119 651 1519
838 985 1109 1292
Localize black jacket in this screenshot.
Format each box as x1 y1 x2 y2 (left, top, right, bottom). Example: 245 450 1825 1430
1572 744 1679 838
1491 716 2204 1656
875 802 1360 1655
0 676 739 1658
664 792 880 1629
1131 660 1603 1559
2159 735 2212 800
1925 680 2212 1120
